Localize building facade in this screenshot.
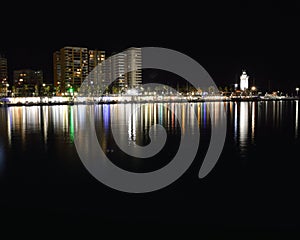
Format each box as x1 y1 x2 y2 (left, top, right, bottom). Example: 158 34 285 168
88 50 106 91
53 51 61 92
0 55 8 97
240 70 249 91
125 47 142 89
53 47 88 95
107 52 126 91
102 47 142 93
53 46 141 96
13 69 43 97
54 47 107 95
88 50 105 74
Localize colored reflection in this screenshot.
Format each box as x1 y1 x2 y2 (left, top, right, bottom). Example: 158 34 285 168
296 100 299 139
69 106 74 143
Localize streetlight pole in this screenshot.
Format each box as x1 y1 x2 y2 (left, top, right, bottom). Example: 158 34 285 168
6 83 9 97
42 83 46 97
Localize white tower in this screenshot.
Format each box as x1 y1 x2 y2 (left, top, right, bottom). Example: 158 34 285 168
240 70 249 91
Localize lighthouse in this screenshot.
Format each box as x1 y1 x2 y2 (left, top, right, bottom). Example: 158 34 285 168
240 70 249 91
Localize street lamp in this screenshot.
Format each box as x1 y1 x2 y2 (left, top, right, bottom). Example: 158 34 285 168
56 81 61 96
296 87 299 97
234 83 238 91
42 83 46 96
6 84 9 96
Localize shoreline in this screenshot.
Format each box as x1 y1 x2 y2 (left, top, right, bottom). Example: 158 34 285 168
1 97 299 107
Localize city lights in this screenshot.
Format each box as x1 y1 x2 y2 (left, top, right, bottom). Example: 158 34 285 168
1 48 299 104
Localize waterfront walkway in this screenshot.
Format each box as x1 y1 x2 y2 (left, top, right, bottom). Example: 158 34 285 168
1 95 299 107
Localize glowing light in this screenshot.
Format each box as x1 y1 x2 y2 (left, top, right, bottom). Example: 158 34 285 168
296 100 299 139
126 89 138 95
7 108 12 146
42 106 48 144
103 105 110 132
240 70 249 91
153 103 157 125
234 102 237 142
203 102 207 128
251 102 255 143
69 106 74 143
239 102 249 156
181 104 185 135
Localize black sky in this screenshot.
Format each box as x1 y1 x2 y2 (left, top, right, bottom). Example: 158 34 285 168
1 1 299 93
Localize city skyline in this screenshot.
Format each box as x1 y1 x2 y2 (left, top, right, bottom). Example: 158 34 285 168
1 43 299 95
1 2 299 94
1 2 300 233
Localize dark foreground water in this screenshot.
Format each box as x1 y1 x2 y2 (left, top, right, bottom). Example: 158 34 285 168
0 101 300 232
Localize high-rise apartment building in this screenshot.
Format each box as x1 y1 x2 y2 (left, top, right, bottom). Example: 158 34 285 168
53 46 141 95
54 47 106 95
107 52 126 89
53 47 88 94
102 47 142 92
0 55 8 83
53 51 61 89
88 50 105 73
0 55 8 97
88 50 106 89
125 47 142 88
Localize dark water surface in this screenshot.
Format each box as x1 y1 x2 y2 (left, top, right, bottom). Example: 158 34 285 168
0 101 300 232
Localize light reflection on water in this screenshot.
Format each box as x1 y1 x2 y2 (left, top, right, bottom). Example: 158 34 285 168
296 100 299 139
0 101 299 172
91 102 220 150
229 100 300 158
2 106 75 147
1 101 300 226
239 102 249 157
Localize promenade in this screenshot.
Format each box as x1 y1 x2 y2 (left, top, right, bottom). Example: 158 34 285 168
1 94 299 107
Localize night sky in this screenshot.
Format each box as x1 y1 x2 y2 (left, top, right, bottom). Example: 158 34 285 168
1 2 300 235
1 2 299 93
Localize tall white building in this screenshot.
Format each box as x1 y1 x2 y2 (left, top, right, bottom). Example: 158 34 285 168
108 52 126 88
102 47 142 91
240 70 249 91
125 47 142 88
